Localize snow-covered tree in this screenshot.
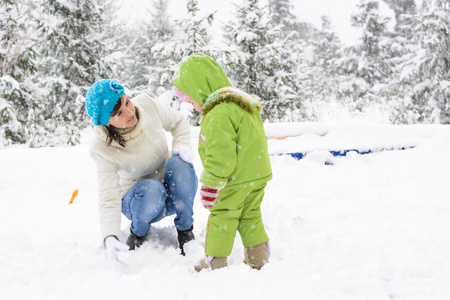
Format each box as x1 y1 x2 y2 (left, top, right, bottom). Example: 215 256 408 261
222 0 270 95
152 0 215 125
351 0 392 87
381 0 416 76
180 0 214 56
152 0 214 78
378 0 417 122
123 0 174 94
335 0 393 115
391 0 450 124
383 0 416 33
146 0 175 94
222 0 298 121
94 0 123 79
37 0 111 145
0 0 39 146
269 0 318 41
296 16 348 120
312 17 343 79
0 0 37 81
268 0 298 35
265 0 307 121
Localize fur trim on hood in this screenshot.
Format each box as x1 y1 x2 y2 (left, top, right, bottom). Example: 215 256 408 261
201 87 261 115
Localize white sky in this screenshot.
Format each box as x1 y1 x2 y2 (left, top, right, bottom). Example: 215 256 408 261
119 0 362 45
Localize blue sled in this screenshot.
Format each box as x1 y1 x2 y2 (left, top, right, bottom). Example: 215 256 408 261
276 146 415 164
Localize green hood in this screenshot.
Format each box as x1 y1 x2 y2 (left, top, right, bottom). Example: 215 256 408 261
172 53 231 105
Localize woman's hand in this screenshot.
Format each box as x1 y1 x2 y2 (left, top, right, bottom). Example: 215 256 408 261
172 145 194 164
104 236 129 272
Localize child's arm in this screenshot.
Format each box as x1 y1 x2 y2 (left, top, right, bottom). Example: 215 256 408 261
199 112 237 189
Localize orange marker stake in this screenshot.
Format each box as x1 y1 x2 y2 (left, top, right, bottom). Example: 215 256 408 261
69 189 79 204
266 135 298 140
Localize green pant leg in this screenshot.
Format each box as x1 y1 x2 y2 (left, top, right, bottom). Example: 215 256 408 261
238 181 270 248
204 186 250 257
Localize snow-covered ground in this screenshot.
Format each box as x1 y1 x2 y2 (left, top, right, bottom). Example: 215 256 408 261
1 121 450 300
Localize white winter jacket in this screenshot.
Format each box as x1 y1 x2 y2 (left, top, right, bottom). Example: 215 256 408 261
89 94 192 242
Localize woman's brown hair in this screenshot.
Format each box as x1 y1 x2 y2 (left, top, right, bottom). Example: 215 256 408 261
105 95 140 147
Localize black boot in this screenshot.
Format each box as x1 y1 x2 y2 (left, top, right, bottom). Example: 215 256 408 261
177 225 194 256
126 230 146 250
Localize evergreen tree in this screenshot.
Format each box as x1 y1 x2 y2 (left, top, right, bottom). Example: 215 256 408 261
336 0 393 114
266 0 305 121
383 0 416 33
223 0 296 121
380 0 417 123
351 0 392 87
381 0 416 77
124 0 174 94
146 0 174 95
300 16 347 120
268 0 317 41
312 17 343 79
37 0 110 145
268 0 297 34
181 0 214 56
392 0 450 124
94 0 123 79
223 0 270 96
0 0 39 146
152 0 215 125
152 0 214 86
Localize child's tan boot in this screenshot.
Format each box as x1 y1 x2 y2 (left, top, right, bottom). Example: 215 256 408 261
194 256 228 272
244 242 269 270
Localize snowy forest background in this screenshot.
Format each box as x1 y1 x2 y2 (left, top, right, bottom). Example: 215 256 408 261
0 0 449 148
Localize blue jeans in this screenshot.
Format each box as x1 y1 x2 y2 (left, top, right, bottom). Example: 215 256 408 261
121 155 198 237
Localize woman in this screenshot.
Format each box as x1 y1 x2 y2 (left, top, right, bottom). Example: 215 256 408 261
85 79 197 270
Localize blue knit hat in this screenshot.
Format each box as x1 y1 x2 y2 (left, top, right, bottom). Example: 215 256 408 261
85 79 126 126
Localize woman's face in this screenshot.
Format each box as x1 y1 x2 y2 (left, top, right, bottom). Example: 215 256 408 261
107 95 137 128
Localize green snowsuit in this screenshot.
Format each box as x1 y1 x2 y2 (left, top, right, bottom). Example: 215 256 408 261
173 53 272 257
